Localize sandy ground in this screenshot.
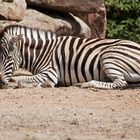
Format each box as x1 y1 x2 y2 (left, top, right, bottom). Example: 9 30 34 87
0 71 140 140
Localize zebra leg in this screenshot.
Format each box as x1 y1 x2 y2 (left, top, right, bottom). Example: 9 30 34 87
74 78 128 89
74 68 128 89
17 69 58 88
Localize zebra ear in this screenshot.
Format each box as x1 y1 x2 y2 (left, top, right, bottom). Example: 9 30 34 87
9 34 23 51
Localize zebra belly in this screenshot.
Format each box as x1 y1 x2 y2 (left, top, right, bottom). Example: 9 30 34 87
58 67 101 86
55 57 102 86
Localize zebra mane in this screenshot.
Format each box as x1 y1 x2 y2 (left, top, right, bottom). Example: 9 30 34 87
0 24 57 40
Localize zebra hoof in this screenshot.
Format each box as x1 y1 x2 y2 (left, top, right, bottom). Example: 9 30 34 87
17 80 42 88
17 80 30 88
14 81 26 88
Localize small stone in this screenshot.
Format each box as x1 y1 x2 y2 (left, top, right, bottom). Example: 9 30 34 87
41 96 44 98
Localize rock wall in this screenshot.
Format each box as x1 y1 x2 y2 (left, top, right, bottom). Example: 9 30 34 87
0 0 106 38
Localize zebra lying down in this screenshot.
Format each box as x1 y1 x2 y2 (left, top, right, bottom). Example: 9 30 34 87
0 25 140 89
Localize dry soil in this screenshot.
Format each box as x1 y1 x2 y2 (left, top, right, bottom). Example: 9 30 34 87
0 70 140 140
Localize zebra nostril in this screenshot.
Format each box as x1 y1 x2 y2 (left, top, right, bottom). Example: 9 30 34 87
0 80 8 89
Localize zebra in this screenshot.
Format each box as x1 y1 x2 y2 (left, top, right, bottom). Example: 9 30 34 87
0 25 140 89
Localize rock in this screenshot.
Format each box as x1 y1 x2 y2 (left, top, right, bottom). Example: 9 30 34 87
76 3 106 38
0 9 91 38
26 0 106 38
20 9 59 32
26 0 103 13
70 14 91 38
0 0 105 38
0 0 26 21
88 4 106 38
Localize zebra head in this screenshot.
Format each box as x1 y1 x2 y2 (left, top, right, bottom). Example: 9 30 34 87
0 32 22 89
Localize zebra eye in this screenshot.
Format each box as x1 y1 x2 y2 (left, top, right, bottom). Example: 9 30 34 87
9 43 15 52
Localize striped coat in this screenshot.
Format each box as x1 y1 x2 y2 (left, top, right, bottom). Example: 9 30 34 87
0 25 140 89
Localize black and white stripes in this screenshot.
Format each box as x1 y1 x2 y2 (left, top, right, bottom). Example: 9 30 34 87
0 25 140 89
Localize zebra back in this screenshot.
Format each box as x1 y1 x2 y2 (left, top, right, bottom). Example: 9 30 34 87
2 25 56 41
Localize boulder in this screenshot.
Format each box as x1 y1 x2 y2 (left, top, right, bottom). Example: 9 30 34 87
76 3 106 38
26 0 106 38
0 0 106 38
88 4 106 38
0 0 26 21
0 9 91 38
26 0 103 13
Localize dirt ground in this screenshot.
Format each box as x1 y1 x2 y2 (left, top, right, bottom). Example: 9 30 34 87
0 71 140 140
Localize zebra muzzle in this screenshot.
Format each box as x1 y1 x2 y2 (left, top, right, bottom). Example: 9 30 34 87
0 74 8 89
0 80 8 89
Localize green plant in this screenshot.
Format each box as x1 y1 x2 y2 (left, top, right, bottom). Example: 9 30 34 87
105 0 140 43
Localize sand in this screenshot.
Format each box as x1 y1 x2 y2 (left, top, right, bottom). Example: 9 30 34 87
0 71 140 140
